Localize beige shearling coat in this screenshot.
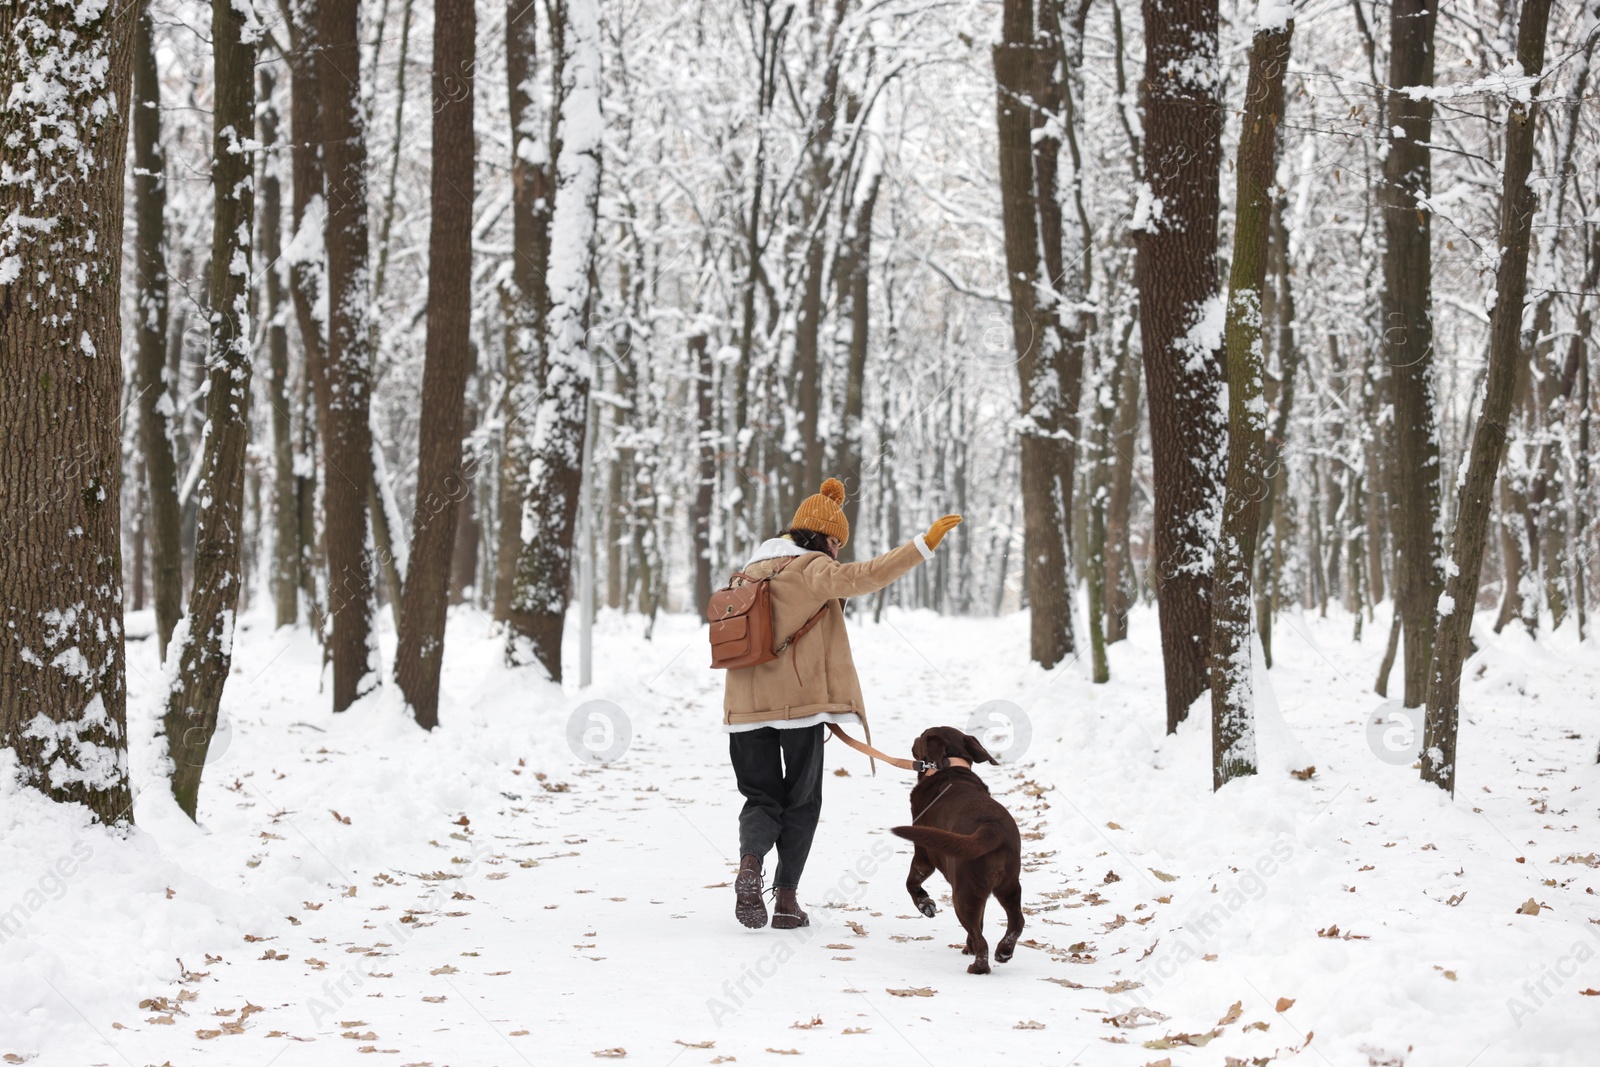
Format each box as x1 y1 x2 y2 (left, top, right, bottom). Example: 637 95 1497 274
722 539 927 735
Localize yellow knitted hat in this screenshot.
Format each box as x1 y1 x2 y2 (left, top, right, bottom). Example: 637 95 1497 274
790 478 849 546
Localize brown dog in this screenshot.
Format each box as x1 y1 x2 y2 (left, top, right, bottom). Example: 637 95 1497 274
890 727 1023 974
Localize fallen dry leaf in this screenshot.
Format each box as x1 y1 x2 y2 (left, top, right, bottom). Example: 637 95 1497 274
1275 997 1295 1013
1218 1000 1243 1025
591 1050 626 1059
1143 1028 1220 1049
1106 1007 1168 1029
885 987 936 998
1014 1020 1046 1030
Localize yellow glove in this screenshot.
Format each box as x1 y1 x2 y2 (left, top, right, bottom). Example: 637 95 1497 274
924 514 963 551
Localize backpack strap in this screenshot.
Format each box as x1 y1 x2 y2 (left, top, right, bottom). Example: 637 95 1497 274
727 553 802 589
774 602 828 655
743 554 831 682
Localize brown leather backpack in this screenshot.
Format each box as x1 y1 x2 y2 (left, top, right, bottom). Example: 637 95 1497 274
707 556 828 670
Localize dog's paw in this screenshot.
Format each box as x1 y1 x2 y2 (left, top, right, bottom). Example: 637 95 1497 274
995 944 1015 964
915 896 936 918
967 957 991 975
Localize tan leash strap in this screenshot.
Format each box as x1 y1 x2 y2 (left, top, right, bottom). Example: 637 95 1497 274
826 723 916 772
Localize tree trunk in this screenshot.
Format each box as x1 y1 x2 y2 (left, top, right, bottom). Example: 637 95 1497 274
691 333 715 611
1422 0 1551 795
286 0 327 642
1104 314 1140 644
161 0 257 819
452 360 484 606
1255 194 1300 667
368 445 405 628
1208 12 1291 792
1137 0 1224 730
1382 0 1444 709
260 69 300 629
838 145 882 557
131 0 185 660
994 0 1075 669
495 0 556 621
318 0 381 708
0 0 137 824
507 0 603 679
371 0 417 303
396 0 476 728
1086 344 1115 684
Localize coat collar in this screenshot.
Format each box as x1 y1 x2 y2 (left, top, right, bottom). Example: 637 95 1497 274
745 535 812 570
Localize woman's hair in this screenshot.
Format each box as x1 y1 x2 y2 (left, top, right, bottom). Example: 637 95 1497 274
779 527 833 554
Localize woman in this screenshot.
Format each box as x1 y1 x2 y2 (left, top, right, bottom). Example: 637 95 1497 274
723 477 961 929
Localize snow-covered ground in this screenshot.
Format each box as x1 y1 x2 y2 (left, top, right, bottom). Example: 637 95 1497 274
3 599 1597 1066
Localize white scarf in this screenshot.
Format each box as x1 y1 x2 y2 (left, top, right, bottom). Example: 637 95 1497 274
745 535 812 570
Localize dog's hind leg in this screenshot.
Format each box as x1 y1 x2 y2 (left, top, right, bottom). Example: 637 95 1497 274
994 878 1024 963
906 847 938 917
954 890 990 975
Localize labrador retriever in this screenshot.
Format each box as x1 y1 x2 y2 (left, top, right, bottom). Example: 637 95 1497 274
890 726 1023 974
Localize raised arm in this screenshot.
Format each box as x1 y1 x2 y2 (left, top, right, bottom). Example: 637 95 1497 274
794 515 962 601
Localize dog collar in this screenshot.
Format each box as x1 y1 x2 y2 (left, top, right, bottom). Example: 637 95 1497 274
915 757 972 777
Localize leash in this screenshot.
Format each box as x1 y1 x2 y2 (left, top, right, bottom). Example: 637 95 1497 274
825 723 917 773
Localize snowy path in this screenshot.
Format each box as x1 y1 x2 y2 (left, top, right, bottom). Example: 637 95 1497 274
8 604 1599 1066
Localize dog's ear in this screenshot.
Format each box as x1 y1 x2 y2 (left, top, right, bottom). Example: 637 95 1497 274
961 732 1000 765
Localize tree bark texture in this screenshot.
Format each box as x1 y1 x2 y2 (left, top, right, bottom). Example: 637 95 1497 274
260 69 300 629
161 0 257 819
133 0 184 660
286 0 328 642
0 0 138 824
1382 0 1444 709
1422 0 1551 796
994 0 1076 669
1136 0 1225 730
507 0 603 680
691 333 715 611
397 0 476 729
318 0 381 709
495 0 556 621
1208 15 1291 792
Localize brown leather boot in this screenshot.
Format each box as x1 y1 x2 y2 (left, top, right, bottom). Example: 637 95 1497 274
735 854 767 928
771 886 809 929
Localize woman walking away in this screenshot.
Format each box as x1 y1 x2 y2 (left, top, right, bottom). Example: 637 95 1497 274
723 477 961 929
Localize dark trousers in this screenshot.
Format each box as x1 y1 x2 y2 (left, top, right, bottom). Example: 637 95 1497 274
729 724 825 888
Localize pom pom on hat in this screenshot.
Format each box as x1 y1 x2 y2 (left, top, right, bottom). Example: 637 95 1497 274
819 477 846 505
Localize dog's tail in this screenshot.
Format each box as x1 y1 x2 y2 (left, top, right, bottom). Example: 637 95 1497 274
891 824 1004 860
